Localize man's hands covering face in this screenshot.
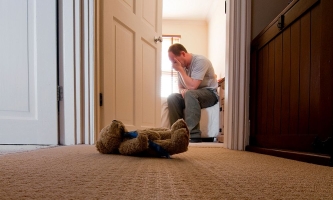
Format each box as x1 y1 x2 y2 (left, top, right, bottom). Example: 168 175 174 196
171 58 183 72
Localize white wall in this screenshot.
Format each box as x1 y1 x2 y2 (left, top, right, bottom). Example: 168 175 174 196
207 0 226 79
162 20 208 58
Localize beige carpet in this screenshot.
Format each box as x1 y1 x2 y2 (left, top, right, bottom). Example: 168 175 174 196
0 145 332 200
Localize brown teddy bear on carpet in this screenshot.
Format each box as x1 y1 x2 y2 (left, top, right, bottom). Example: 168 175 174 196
96 119 190 158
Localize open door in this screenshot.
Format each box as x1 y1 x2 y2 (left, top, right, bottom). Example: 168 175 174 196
95 0 162 136
0 0 58 144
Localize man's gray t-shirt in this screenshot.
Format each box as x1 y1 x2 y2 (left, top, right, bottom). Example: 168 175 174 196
178 54 218 94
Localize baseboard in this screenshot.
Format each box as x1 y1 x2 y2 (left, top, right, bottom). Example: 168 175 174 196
245 145 332 167
217 134 224 143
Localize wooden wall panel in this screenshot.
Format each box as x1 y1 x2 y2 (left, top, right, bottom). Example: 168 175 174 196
257 50 264 136
309 5 321 136
281 27 291 136
261 46 269 135
249 0 332 165
289 20 300 135
299 12 311 135
267 42 275 134
274 34 283 136
250 51 257 137
319 0 333 138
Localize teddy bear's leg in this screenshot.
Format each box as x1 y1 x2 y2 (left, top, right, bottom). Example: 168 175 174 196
119 133 149 155
153 127 189 155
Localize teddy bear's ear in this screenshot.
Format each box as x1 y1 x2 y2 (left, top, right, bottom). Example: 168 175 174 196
111 120 128 132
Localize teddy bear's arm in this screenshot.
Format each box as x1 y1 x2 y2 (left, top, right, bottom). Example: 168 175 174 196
145 127 169 131
155 130 172 140
119 133 149 155
138 130 161 140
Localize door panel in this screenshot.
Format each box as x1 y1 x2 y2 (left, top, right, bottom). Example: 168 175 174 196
141 41 157 127
142 0 157 30
120 0 134 12
114 20 135 126
0 0 30 114
97 0 162 134
0 0 58 144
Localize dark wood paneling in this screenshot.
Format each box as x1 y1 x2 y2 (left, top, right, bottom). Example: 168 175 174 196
289 20 300 135
252 0 320 50
246 146 331 166
281 27 291 136
255 134 317 152
274 34 283 136
257 50 263 136
320 0 333 139
249 0 333 165
283 0 319 29
299 12 311 135
309 5 321 136
267 42 275 134
261 46 269 135
250 51 257 137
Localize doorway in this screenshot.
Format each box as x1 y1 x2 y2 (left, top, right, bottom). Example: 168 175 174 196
161 0 227 97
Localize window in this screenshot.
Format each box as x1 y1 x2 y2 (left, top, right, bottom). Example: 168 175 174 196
161 35 181 97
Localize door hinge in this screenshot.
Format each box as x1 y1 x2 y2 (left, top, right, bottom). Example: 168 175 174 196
57 86 63 101
225 1 226 14
100 93 103 106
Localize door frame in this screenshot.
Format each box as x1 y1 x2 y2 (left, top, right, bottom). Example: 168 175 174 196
224 0 251 150
58 0 95 145
58 0 251 149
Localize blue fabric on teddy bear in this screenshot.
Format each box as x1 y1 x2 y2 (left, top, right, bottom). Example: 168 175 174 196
124 131 170 158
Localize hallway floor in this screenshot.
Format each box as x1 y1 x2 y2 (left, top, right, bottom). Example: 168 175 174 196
0 142 224 155
0 145 56 155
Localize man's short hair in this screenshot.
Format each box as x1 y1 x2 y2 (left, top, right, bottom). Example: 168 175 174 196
168 43 187 56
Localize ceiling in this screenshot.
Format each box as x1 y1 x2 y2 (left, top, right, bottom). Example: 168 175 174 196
162 0 217 20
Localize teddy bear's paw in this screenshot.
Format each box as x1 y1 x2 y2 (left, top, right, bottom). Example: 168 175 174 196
137 133 149 146
170 128 190 153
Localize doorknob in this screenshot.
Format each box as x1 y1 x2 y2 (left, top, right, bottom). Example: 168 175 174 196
154 36 163 43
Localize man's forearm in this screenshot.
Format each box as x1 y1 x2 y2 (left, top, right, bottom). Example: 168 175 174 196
178 70 201 90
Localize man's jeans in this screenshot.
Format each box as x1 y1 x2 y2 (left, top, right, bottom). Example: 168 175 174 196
167 88 218 138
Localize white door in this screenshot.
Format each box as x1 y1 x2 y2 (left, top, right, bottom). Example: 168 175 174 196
0 0 58 144
96 0 162 133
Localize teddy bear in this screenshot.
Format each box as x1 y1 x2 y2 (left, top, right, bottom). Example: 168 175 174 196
95 119 190 158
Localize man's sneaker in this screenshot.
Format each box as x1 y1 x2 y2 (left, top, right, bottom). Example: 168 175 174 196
189 138 202 143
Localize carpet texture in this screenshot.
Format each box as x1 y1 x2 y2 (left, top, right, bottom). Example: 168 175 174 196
0 145 332 200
